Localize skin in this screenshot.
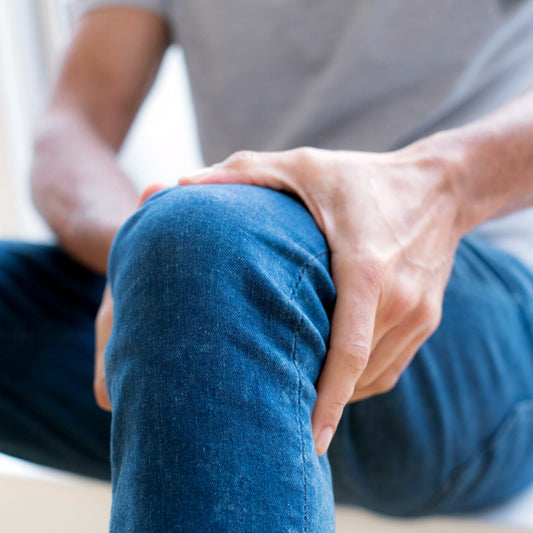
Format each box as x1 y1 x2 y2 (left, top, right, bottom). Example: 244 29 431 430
33 8 533 457
31 7 170 273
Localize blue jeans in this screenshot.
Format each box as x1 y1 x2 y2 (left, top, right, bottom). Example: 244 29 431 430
1 185 533 531
0 241 109 479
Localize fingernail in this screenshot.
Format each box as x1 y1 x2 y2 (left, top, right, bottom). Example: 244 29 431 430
315 426 333 456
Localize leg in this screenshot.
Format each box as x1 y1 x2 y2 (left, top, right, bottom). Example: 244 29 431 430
106 185 336 532
0 241 110 479
330 236 533 515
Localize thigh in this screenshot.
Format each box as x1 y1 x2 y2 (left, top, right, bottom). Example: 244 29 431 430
330 236 533 515
0 241 110 479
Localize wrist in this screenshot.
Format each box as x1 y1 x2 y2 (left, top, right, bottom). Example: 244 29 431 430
402 127 508 237
391 131 470 239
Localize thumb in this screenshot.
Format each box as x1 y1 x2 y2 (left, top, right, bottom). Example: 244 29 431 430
179 151 295 193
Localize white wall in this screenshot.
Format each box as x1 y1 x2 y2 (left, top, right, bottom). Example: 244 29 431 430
0 1 202 241
119 47 203 192
0 0 49 238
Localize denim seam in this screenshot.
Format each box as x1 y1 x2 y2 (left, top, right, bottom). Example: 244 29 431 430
418 398 533 514
287 250 329 533
291 311 308 533
155 390 165 533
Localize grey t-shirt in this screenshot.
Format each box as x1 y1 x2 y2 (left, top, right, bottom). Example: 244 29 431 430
76 0 533 270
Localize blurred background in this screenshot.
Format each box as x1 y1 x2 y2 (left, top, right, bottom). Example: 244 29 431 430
1 1 533 531
0 0 202 242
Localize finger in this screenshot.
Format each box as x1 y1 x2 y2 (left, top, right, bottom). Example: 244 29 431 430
179 150 296 192
94 367 111 411
139 183 167 207
350 328 430 402
353 292 442 397
355 317 426 389
94 285 113 411
312 268 379 456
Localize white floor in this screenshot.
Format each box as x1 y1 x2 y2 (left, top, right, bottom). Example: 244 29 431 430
0 454 110 533
0 453 531 532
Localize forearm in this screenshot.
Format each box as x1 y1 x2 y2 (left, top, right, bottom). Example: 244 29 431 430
415 89 533 236
31 108 139 274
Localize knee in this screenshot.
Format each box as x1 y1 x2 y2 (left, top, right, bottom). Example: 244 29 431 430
106 183 331 367
105 184 331 408
111 185 244 277
113 185 280 277
109 184 327 294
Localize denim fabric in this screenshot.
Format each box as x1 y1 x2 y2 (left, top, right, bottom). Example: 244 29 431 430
104 184 533 531
1 185 532 531
0 241 110 479
106 185 335 532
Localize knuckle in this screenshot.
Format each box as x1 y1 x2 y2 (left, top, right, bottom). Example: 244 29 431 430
375 373 399 394
419 296 433 320
428 305 443 332
323 398 347 421
328 398 346 410
417 295 442 332
398 287 418 311
410 295 434 329
360 257 386 292
225 150 257 168
291 146 318 163
285 146 323 182
342 344 369 375
388 287 418 321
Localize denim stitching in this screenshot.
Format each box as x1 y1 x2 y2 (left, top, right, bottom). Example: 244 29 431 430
291 312 308 533
287 250 329 533
155 389 165 533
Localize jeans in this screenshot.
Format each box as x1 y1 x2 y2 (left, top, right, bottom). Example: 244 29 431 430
1 184 533 531
0 241 109 479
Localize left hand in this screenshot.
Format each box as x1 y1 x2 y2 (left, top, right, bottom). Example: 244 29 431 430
93 183 168 411
94 284 113 411
180 143 464 455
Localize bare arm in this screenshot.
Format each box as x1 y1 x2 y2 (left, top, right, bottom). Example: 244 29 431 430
31 7 170 273
435 89 533 233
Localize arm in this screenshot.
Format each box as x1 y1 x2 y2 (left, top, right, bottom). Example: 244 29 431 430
31 7 170 273
179 87 533 455
437 89 533 232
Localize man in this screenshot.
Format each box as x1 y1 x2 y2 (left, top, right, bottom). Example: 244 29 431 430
2 0 533 531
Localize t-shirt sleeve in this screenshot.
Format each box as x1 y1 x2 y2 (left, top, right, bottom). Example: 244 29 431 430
72 0 173 23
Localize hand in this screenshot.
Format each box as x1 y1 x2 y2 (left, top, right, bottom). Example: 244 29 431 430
180 142 464 455
94 284 113 411
93 183 167 411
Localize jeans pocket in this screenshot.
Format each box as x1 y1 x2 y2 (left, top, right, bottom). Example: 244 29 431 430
424 399 533 514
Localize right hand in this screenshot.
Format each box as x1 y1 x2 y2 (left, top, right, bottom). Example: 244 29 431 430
179 144 462 455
